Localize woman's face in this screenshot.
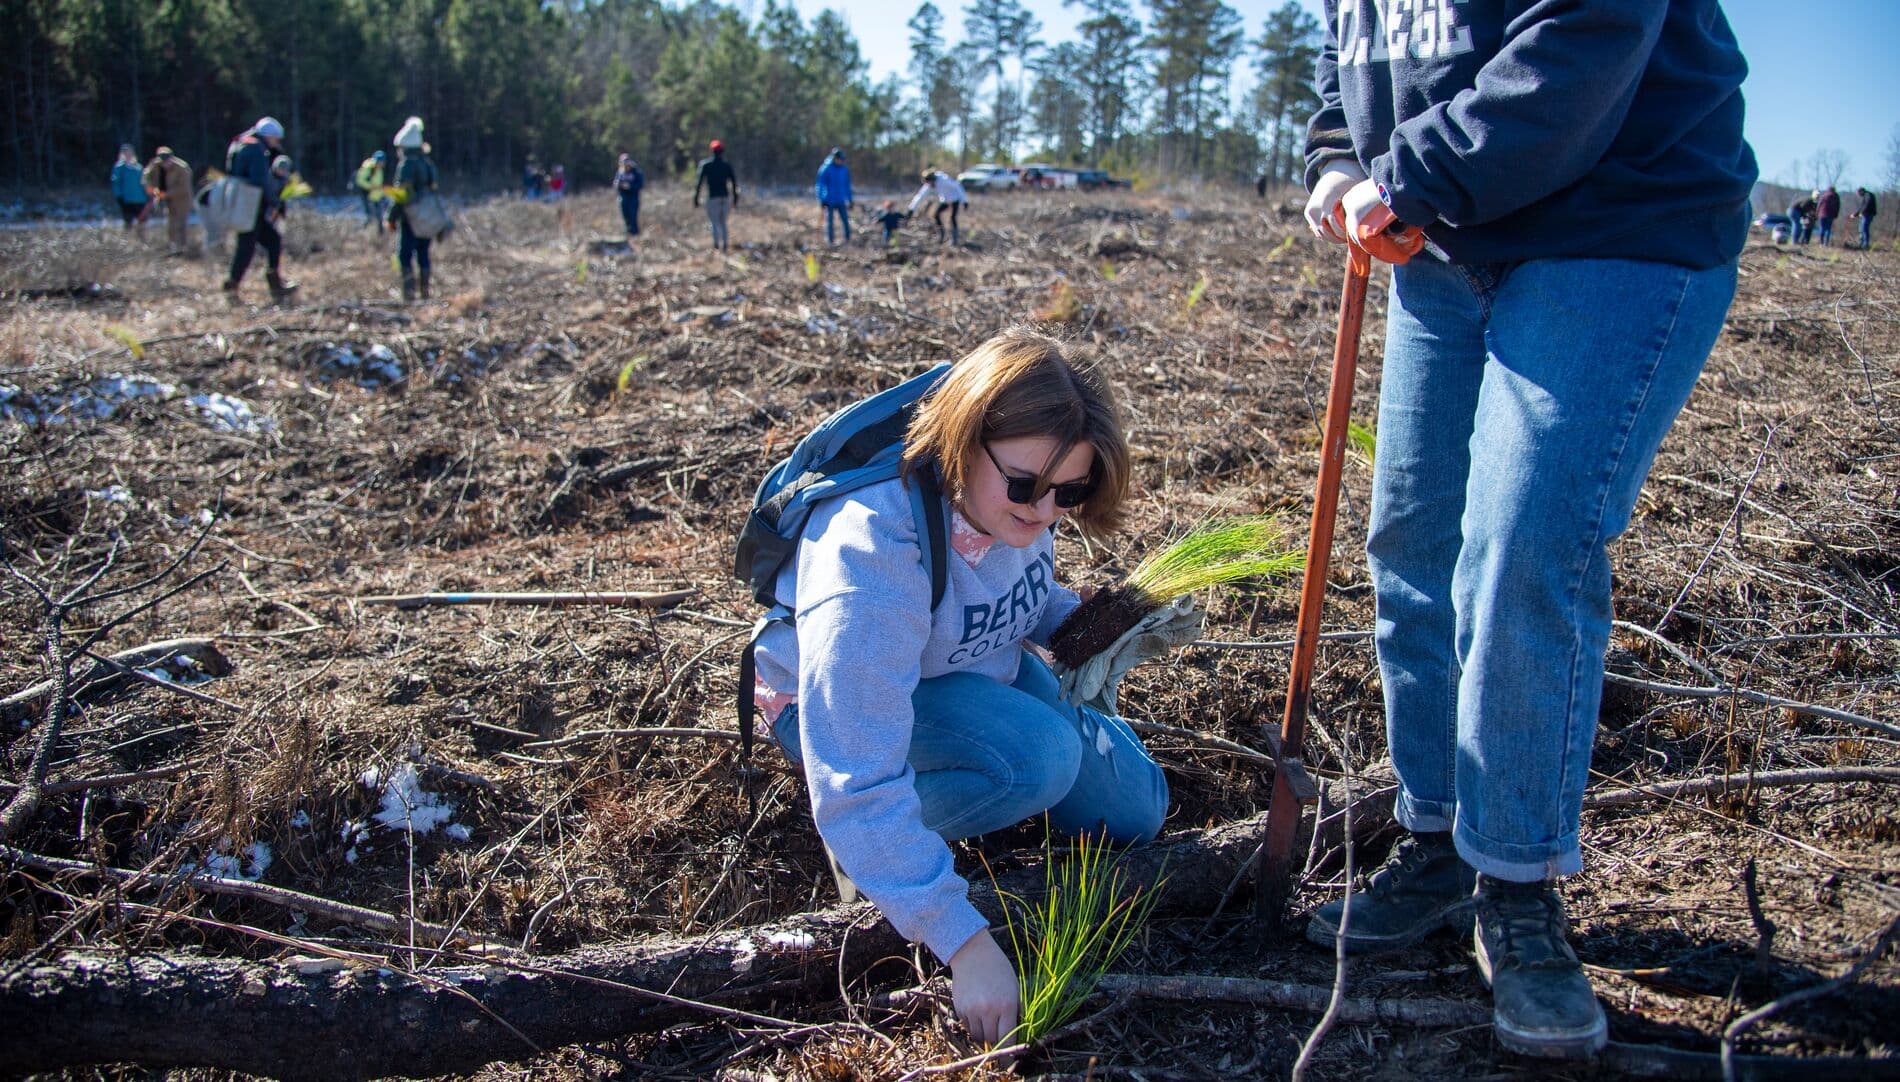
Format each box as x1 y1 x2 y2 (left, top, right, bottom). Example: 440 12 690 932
960 435 1093 548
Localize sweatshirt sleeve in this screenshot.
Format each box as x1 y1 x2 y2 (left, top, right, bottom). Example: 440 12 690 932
1372 0 1669 229
1303 15 1356 192
907 184 933 214
1029 581 1082 647
793 492 991 964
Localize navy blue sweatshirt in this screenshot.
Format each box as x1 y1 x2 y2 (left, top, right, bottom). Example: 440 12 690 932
1305 0 1758 269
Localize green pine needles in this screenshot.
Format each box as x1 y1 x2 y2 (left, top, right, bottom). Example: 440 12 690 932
1125 514 1305 605
1346 418 1377 465
995 828 1167 1045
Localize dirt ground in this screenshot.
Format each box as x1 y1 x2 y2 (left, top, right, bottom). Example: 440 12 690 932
2 185 1896 1080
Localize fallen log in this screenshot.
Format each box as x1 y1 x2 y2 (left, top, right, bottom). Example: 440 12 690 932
0 811 1268 1080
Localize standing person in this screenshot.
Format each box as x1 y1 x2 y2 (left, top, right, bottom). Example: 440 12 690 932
354 150 387 231
751 328 1168 1047
222 116 296 304
693 140 740 251
1300 0 1755 1059
1852 187 1878 250
1816 185 1841 246
143 147 195 255
614 153 645 244
110 145 148 240
387 117 438 302
816 147 854 246
1790 192 1818 244
908 168 968 245
524 159 543 200
547 164 566 202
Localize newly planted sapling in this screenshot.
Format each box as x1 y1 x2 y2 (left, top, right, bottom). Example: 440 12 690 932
992 826 1166 1044
1048 515 1302 669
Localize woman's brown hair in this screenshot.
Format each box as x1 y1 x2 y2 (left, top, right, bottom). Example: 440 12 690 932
902 328 1129 540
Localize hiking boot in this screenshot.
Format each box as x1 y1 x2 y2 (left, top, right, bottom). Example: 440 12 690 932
266 272 298 303
1473 875 1607 1058
221 279 241 306
418 271 431 300
1306 831 1477 954
823 842 859 904
401 275 416 303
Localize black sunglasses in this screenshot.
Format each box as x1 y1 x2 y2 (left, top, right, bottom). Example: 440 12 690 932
983 443 1095 509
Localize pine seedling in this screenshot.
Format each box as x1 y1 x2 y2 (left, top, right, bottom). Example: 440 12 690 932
104 325 143 360
1346 418 1376 465
1049 515 1302 668
1124 515 1303 601
993 826 1166 1045
1184 273 1209 313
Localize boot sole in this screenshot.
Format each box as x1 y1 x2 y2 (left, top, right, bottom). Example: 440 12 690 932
1304 894 1476 955
1473 927 1608 1058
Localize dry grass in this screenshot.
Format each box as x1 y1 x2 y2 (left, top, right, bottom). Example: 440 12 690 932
2 186 1897 1079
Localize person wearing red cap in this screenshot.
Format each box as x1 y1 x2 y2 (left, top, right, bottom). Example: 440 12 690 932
693 139 740 251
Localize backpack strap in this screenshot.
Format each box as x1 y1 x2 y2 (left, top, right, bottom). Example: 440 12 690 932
735 464 949 812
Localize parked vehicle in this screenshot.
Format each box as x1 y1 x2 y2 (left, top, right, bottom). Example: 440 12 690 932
1075 170 1132 191
957 164 1021 192
1019 164 1078 190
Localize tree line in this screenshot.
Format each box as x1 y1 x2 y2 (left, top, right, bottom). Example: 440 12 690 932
1 0 1325 193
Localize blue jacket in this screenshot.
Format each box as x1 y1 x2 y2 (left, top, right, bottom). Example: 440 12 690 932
816 159 852 206
1305 0 1757 269
111 162 147 204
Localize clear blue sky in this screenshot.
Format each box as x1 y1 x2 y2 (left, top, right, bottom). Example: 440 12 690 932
782 0 1898 189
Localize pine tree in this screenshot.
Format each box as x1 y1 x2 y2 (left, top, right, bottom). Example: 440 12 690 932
1250 1 1321 188
1144 0 1242 173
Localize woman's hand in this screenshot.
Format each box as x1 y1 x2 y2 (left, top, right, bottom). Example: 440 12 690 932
1304 160 1366 242
948 929 1019 1046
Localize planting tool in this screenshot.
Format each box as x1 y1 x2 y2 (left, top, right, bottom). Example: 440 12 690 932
1257 211 1422 925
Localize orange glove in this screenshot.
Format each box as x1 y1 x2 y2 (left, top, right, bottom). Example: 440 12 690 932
1330 200 1423 265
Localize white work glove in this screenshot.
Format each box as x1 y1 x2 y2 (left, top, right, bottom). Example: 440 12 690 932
1304 160 1367 243
949 929 1020 1046
1340 177 1398 245
1055 594 1205 715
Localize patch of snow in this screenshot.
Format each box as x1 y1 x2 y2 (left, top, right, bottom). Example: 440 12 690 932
186 390 273 434
87 484 133 504
290 810 311 828
766 930 815 950
368 763 456 835
189 839 272 881
1 372 269 434
316 343 406 387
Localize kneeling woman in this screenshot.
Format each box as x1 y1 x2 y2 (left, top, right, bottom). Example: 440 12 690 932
752 329 1168 1045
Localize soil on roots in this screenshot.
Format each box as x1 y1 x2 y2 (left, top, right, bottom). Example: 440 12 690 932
1048 583 1157 669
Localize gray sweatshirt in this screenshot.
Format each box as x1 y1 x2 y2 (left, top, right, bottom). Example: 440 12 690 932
753 474 1081 962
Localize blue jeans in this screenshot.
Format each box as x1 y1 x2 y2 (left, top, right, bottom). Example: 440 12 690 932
1859 216 1873 250
774 654 1167 843
824 203 851 245
1817 216 1834 245
1371 255 1737 881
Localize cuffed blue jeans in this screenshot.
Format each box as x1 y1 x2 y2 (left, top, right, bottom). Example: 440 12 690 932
775 653 1167 844
1371 254 1737 881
